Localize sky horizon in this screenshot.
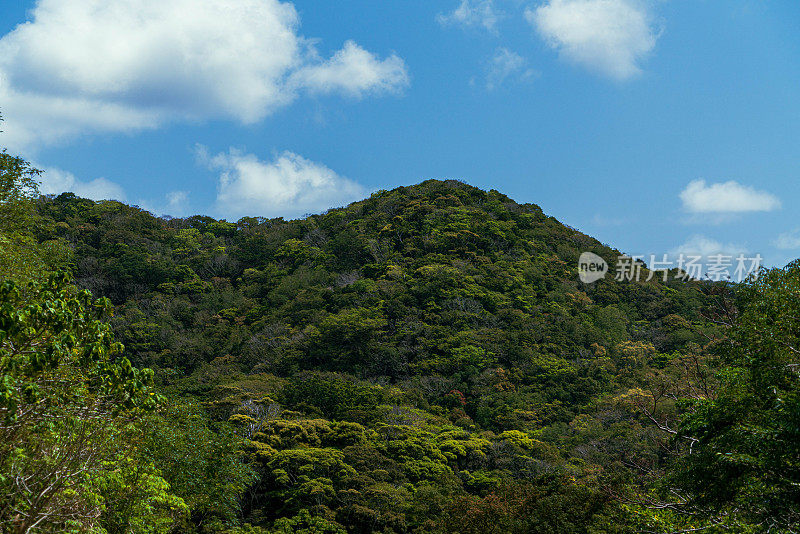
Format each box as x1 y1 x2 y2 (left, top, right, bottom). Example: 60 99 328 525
1 0 799 268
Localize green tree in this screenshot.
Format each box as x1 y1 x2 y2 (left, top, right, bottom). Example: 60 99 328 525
668 265 800 529
94 456 188 534
0 148 70 282
138 403 257 532
0 149 39 233
0 273 158 533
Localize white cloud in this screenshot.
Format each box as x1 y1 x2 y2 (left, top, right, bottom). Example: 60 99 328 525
671 235 747 258
680 179 781 213
773 230 800 250
138 190 191 217
438 0 502 32
166 191 189 209
526 0 658 80
0 0 408 152
486 48 536 90
290 40 408 97
39 166 126 201
199 146 367 220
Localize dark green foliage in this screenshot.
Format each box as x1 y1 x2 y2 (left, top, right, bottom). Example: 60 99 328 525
281 373 385 421
21 178 758 532
668 264 800 530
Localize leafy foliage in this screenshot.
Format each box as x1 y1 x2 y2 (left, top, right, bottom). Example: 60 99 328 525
6 168 795 532
0 273 159 532
667 264 800 529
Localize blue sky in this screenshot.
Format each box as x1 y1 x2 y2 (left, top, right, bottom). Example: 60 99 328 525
1 0 799 267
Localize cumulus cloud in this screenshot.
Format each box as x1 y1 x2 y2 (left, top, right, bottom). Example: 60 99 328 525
773 230 800 250
290 41 408 97
671 235 747 258
486 48 536 90
680 179 781 213
0 0 408 152
526 0 658 80
199 146 367 220
438 0 502 32
38 166 126 201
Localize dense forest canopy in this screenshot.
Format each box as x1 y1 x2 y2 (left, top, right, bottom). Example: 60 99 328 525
2 149 799 533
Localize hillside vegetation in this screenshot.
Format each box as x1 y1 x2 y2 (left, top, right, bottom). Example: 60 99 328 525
3 154 799 533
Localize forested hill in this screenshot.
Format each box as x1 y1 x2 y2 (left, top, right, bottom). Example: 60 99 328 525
19 178 727 532
39 179 706 381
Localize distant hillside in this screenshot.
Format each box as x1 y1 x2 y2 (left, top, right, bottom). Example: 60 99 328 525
33 179 719 532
